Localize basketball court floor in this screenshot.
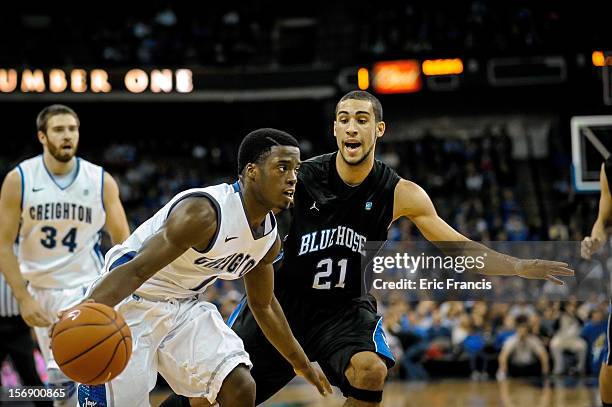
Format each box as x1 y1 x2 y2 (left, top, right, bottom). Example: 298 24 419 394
150 377 602 406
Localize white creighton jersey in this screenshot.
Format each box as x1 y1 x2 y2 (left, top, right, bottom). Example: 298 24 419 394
104 182 277 300
17 156 106 289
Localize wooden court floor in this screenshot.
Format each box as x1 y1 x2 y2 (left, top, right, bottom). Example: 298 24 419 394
151 377 602 406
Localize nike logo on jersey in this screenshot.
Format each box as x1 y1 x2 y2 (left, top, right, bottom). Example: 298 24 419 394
299 225 366 256
32 187 44 192
225 236 238 242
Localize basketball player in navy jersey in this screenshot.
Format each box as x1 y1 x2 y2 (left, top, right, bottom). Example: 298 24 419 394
165 92 574 407
581 157 612 407
201 91 571 407
0 104 130 406
75 129 331 407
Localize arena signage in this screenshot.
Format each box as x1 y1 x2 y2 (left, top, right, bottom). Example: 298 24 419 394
0 68 193 94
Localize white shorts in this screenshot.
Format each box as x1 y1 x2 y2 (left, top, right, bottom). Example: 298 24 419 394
77 294 252 407
28 284 88 373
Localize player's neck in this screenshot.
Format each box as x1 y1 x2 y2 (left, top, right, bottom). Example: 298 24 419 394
239 181 268 231
335 151 374 186
43 151 75 175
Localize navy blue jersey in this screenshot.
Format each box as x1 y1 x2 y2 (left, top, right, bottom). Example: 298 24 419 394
276 152 400 305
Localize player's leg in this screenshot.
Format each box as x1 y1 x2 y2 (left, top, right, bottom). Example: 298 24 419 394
310 295 394 406
216 364 256 406
29 286 79 406
231 298 299 404
77 295 171 407
160 297 297 407
157 299 255 406
161 365 256 407
342 351 387 406
601 364 612 406
601 307 612 406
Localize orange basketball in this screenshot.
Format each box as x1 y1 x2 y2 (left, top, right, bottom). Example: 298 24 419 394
51 302 132 385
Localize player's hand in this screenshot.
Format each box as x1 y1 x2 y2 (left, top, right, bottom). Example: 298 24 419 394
581 236 604 260
515 259 574 285
294 362 333 397
19 295 52 327
49 299 94 337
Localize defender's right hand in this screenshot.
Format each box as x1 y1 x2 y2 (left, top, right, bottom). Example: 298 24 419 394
581 236 604 260
294 362 333 397
19 296 52 327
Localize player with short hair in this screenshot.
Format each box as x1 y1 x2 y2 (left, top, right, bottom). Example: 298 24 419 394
76 128 332 407
200 91 572 407
0 104 130 406
581 157 612 407
166 91 574 406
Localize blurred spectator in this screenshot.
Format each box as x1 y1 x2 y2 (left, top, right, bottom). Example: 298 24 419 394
219 290 243 321
494 314 516 351
550 302 587 375
581 308 608 373
497 315 549 379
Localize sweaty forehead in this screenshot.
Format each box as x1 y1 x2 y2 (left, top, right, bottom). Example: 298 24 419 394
47 114 78 128
336 99 374 116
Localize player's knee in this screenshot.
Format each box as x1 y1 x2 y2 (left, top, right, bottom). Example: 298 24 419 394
218 365 255 406
354 363 387 389
229 374 255 405
347 353 387 390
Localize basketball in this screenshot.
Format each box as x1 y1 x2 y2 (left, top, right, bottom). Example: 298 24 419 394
51 302 132 385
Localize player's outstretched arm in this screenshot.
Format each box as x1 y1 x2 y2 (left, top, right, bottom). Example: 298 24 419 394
102 172 131 244
582 163 612 259
86 197 217 307
244 237 333 397
0 169 51 327
393 179 574 284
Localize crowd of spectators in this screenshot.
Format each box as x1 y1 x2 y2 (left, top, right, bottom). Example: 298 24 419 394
382 294 608 381
375 129 608 380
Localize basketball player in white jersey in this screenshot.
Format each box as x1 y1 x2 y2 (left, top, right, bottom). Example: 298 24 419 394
75 128 332 407
0 104 130 405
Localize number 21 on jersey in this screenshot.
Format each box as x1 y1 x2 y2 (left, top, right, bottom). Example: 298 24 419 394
312 258 347 289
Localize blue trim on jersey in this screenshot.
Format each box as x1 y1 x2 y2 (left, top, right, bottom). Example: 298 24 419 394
100 167 105 211
41 155 81 191
93 243 104 269
373 317 395 362
109 251 137 271
16 165 24 210
232 181 240 192
273 249 284 264
227 297 247 328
